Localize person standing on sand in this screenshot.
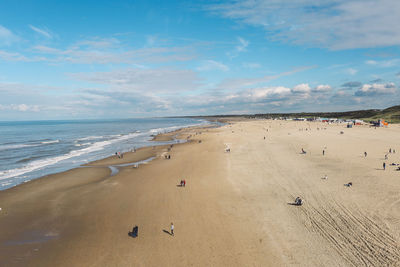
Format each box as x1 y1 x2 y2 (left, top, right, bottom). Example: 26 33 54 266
171 222 174 236
323 150 325 156
364 152 367 157
383 162 386 170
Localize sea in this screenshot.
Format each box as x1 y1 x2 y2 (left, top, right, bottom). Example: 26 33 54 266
0 117 210 190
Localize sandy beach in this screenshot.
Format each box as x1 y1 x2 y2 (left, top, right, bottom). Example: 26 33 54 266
1 120 400 266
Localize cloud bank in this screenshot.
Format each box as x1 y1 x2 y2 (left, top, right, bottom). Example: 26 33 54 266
209 0 400 50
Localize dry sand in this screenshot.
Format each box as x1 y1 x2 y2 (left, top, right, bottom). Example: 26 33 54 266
1 120 400 266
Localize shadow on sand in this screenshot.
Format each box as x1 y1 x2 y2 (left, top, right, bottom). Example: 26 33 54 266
163 229 172 235
287 202 302 206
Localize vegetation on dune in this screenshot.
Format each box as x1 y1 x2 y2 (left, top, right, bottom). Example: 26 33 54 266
191 105 400 123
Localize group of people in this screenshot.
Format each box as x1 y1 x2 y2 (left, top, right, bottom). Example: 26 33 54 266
180 179 186 187
115 152 123 159
383 148 397 170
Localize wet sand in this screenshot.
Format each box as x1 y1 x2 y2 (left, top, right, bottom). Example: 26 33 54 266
1 120 400 266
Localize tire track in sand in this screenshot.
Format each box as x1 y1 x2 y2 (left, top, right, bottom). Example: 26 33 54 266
300 201 400 266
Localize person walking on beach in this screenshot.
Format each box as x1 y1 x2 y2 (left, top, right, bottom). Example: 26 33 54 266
183 179 186 187
170 222 174 236
322 149 325 156
383 162 386 170
364 151 367 157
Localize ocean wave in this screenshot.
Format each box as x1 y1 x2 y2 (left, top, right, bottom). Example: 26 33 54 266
0 132 141 181
0 120 208 183
41 140 59 144
148 122 205 135
74 142 91 147
0 143 40 151
76 135 106 141
0 140 60 151
17 156 42 163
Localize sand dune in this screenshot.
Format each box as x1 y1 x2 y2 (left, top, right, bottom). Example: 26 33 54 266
1 120 400 266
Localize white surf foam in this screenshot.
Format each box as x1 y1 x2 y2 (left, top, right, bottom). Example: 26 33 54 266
0 132 141 181
0 143 40 151
40 140 59 144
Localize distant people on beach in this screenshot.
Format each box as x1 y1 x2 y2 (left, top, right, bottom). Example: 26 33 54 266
179 179 186 187
364 151 367 157
294 197 303 206
344 182 353 187
322 149 325 156
383 162 386 170
129 225 138 238
301 148 306 154
170 222 174 236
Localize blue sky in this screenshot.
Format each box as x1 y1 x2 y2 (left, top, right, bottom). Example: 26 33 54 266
0 0 399 120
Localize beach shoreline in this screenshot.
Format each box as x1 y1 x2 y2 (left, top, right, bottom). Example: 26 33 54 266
1 119 400 266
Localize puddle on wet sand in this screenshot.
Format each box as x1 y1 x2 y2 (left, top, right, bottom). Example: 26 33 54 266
3 230 59 246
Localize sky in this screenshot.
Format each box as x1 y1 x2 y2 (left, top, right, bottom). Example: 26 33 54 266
0 0 399 120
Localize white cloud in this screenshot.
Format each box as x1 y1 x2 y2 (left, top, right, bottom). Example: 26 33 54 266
346 68 358 75
197 60 229 72
0 104 40 112
0 25 19 46
29 25 52 39
365 59 399 67
75 37 120 49
313 84 331 92
355 82 397 96
69 67 201 93
30 44 195 64
292 83 310 93
0 51 29 61
209 0 400 50
217 66 314 90
236 37 249 52
0 50 47 62
250 86 291 100
227 37 249 58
